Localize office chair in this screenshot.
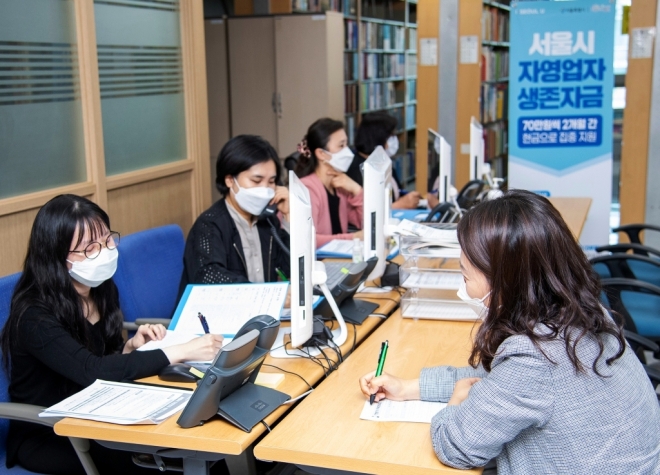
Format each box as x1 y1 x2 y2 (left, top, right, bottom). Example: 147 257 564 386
0 272 99 475
596 243 660 259
424 202 460 223
600 278 660 349
590 253 660 288
112 224 185 331
456 179 486 210
613 223 660 247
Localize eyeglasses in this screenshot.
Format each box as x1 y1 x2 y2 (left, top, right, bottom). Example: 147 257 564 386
69 231 120 260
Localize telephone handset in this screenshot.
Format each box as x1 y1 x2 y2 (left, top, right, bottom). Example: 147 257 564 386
258 203 278 221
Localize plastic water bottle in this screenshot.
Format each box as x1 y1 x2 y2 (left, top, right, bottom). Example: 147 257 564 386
352 238 363 263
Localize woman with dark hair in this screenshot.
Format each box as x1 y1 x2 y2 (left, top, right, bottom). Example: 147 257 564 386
1 194 224 474
359 190 660 474
347 111 421 209
179 135 290 294
295 118 363 247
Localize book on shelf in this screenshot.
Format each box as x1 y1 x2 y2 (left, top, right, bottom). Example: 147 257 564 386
405 104 416 129
405 53 417 76
482 5 509 43
362 53 405 80
360 81 404 112
481 47 509 82
360 22 406 50
407 28 417 51
344 52 358 81
345 19 358 49
480 83 508 124
407 79 416 102
345 83 359 114
483 121 507 162
292 0 343 12
343 0 356 15
360 0 406 23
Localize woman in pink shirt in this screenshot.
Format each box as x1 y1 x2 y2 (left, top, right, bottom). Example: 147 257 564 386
294 118 364 247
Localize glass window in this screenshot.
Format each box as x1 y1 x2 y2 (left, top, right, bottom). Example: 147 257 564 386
94 0 187 175
0 0 86 199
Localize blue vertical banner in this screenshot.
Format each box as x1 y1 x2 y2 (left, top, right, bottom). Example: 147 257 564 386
509 0 615 248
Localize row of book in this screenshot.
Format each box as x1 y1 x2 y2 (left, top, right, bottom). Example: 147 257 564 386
346 20 359 50
360 22 406 51
406 53 417 76
392 150 416 186
408 28 417 51
482 6 509 43
407 79 416 102
406 104 415 129
345 83 359 114
481 47 509 82
361 81 404 112
292 0 343 12
363 53 406 80
361 0 407 23
480 83 508 124
483 121 507 162
345 52 359 81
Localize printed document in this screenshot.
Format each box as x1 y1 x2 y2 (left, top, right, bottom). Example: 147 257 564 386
170 283 288 337
40 380 191 425
360 399 446 423
397 220 458 244
401 272 463 289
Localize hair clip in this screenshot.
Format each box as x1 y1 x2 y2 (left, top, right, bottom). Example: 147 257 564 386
297 139 311 158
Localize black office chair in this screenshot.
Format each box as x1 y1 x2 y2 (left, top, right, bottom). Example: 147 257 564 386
424 202 460 223
613 223 660 247
596 243 660 259
456 179 486 210
591 253 660 288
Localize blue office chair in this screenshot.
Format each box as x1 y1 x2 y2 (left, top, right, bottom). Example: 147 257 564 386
613 223 660 248
596 243 660 260
590 254 660 288
600 278 660 343
113 224 185 331
0 272 98 474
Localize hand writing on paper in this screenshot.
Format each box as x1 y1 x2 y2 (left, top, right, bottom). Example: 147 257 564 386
447 377 481 406
359 371 420 403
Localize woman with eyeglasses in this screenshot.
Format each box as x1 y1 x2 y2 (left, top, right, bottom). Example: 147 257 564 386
295 118 363 247
1 194 225 475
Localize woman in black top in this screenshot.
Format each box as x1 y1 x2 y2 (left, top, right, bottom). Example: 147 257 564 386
179 135 291 296
0 194 224 475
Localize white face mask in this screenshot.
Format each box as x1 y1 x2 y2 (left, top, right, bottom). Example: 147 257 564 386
67 247 118 288
457 279 490 319
232 178 275 216
386 135 399 157
324 146 354 173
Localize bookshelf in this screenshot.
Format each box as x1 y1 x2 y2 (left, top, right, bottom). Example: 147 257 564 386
345 0 419 189
480 0 510 179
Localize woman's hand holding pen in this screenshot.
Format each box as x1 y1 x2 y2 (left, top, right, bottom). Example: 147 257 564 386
123 323 167 353
359 371 420 403
163 334 224 364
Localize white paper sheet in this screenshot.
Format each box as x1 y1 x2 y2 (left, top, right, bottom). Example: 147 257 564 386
317 239 355 256
360 399 446 423
136 330 198 352
402 300 477 321
171 283 288 337
40 380 191 425
401 272 463 289
397 220 459 244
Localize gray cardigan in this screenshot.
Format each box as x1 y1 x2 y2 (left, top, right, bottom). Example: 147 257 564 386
420 330 660 474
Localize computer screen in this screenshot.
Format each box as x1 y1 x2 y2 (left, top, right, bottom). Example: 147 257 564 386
362 146 392 282
428 129 452 203
427 129 440 192
469 117 485 181
287 170 315 348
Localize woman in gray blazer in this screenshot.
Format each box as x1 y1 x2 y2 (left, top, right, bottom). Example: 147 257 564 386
360 190 660 475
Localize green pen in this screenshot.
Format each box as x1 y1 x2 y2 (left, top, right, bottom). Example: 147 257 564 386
275 267 288 282
370 340 389 405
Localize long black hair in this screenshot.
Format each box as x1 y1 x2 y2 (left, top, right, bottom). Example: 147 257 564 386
1 194 123 368
294 118 345 178
355 112 397 156
215 135 281 195
457 190 625 374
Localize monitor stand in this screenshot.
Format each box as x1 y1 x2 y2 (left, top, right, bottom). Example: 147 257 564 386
270 326 345 359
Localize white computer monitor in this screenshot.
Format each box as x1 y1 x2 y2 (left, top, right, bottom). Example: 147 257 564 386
428 129 452 203
362 146 392 282
469 117 485 181
287 171 315 348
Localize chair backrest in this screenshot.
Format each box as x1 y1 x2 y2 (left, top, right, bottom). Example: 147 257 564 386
0 273 21 454
601 278 660 338
590 254 660 288
112 225 185 323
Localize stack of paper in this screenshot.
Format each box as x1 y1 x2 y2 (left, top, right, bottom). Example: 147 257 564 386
317 239 399 260
40 380 192 425
400 272 463 289
360 399 446 423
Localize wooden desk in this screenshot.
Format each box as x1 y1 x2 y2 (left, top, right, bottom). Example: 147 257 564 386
55 295 399 474
548 197 591 239
254 310 482 475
